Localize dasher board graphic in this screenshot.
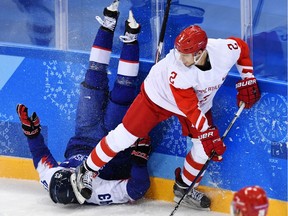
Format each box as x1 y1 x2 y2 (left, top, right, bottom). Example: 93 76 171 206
0 55 24 90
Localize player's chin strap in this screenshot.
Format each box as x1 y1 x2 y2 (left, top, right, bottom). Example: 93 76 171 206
193 50 206 65
169 102 246 216
70 173 86 204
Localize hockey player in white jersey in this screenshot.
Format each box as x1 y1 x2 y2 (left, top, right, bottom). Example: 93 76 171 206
16 0 151 205
74 17 261 209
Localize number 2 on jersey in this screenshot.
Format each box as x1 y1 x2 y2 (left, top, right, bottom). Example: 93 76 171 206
169 71 177 84
227 43 239 50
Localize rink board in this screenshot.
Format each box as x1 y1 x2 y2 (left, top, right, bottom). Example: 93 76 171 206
0 47 287 214
0 156 287 215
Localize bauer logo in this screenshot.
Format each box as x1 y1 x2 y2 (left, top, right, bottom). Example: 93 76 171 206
236 78 256 88
198 131 214 139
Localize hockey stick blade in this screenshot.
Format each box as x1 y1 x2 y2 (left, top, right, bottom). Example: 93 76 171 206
155 0 172 63
70 173 86 204
169 102 245 216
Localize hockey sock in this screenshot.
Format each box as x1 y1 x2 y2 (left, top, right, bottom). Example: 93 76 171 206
120 42 139 63
89 28 114 65
117 42 139 77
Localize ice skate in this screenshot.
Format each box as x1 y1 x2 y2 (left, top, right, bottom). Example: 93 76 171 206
95 0 120 31
173 167 211 211
119 10 141 43
70 161 95 203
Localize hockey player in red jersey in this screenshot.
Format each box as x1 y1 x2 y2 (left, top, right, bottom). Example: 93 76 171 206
74 19 261 209
231 186 269 216
16 0 151 205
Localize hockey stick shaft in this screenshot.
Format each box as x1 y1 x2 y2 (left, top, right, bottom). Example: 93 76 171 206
169 102 246 216
155 0 172 63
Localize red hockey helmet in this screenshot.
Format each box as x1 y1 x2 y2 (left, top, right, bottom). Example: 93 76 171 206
231 186 269 216
174 25 207 54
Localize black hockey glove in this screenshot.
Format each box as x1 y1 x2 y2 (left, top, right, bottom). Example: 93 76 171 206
131 136 151 166
16 104 41 138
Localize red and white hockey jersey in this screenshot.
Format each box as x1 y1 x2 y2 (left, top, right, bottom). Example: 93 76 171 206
144 37 254 131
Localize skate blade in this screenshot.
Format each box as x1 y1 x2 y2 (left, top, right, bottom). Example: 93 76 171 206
173 196 210 211
70 173 86 204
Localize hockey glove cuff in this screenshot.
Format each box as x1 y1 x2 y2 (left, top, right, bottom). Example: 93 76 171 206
131 136 151 166
196 127 226 162
236 77 260 109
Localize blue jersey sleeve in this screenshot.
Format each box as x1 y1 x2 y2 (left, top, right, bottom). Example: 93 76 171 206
27 133 58 168
126 164 150 200
59 154 87 168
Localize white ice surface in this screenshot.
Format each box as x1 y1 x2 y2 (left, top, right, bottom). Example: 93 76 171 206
0 178 229 216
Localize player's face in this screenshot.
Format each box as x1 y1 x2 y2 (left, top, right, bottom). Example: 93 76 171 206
178 52 195 67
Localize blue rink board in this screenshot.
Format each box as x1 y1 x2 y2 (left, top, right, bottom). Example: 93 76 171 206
0 46 287 202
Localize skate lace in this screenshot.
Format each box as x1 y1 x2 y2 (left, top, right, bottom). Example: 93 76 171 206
189 188 204 201
95 16 116 31
82 171 93 190
119 32 138 43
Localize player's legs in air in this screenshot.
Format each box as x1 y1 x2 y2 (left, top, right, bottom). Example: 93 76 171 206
98 9 142 180
72 0 142 199
64 0 120 159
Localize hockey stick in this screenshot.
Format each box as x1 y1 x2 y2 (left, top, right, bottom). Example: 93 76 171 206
169 102 246 216
155 0 172 63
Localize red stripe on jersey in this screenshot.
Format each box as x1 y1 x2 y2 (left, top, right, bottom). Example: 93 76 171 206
100 138 117 158
183 167 203 183
90 149 106 168
169 85 208 131
197 116 207 132
92 45 111 52
185 152 205 170
242 68 253 74
189 109 202 127
41 156 54 168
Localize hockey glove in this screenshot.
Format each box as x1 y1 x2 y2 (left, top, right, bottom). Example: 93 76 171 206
236 77 260 109
16 104 41 138
196 127 226 162
131 136 152 166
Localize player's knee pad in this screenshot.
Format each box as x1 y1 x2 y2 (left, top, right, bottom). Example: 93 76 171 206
84 69 108 89
110 81 136 105
106 123 138 152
